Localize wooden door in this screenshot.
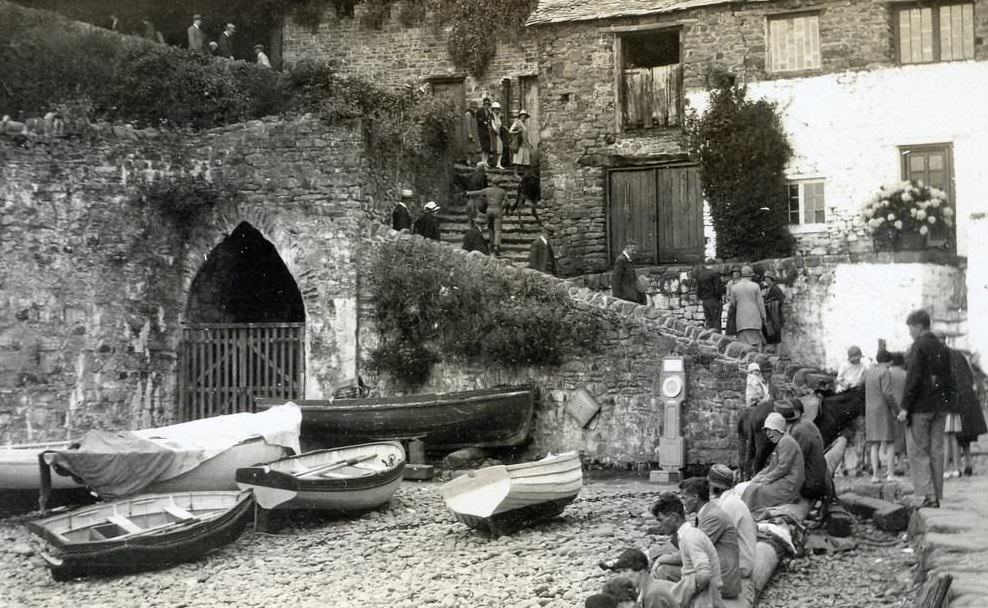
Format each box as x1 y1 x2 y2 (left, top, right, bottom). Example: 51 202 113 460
177 322 305 421
519 75 540 147
431 78 466 160
657 165 704 263
609 168 658 264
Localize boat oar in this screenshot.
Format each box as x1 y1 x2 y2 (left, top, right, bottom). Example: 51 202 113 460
297 453 378 478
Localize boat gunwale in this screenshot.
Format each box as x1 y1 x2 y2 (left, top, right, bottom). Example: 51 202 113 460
255 385 536 413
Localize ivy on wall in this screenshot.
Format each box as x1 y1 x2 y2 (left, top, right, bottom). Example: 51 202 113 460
683 80 796 261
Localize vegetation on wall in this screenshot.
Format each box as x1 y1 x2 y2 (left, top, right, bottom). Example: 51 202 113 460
367 238 602 387
683 81 796 261
138 176 233 240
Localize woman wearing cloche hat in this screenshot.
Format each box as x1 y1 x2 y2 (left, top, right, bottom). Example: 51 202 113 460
740 412 805 511
730 265 767 351
508 108 532 177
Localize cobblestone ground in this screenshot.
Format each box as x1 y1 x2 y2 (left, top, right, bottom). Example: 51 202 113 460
0 480 920 608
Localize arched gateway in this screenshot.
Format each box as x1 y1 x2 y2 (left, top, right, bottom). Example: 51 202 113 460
177 222 305 421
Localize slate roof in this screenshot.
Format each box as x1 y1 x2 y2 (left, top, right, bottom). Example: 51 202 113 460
526 0 756 26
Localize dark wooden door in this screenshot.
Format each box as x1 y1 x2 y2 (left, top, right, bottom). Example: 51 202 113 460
177 322 305 421
608 164 704 265
609 168 658 264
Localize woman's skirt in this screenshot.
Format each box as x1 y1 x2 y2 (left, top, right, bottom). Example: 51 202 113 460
944 412 963 434
737 328 765 347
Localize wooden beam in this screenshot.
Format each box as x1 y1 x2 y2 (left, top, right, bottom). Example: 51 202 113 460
107 514 144 534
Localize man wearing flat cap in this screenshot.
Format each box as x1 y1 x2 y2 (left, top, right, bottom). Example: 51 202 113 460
836 345 870 393
600 548 677 608
187 14 208 55
776 399 831 502
707 465 757 580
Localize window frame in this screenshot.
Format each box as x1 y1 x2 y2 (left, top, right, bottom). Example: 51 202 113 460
765 11 823 74
785 178 827 232
899 142 956 247
613 27 684 132
892 1 976 65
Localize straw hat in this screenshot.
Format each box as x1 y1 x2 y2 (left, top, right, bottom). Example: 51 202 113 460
424 201 440 212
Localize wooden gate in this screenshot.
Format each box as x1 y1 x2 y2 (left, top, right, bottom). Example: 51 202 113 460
178 322 305 421
608 164 704 265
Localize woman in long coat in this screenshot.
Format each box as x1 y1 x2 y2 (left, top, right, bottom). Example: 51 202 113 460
731 265 766 349
951 349 987 475
863 350 898 481
762 272 785 346
742 412 804 511
888 352 908 458
508 110 532 176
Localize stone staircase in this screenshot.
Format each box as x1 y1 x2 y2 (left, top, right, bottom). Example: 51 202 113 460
438 165 542 266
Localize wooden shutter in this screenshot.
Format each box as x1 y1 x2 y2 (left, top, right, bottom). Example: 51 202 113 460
769 14 821 72
939 3 975 61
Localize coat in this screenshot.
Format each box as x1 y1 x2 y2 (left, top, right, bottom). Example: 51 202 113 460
476 107 493 152
902 332 954 416
863 364 897 442
413 212 441 241
742 433 804 511
695 267 724 303
527 237 556 276
187 24 208 55
950 349 988 443
731 278 766 332
508 119 532 166
217 32 235 59
789 419 830 500
391 203 412 232
763 284 785 344
463 110 481 154
612 253 644 304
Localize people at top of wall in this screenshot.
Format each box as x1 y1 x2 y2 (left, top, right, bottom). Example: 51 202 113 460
730 265 767 351
761 271 785 347
648 492 724 608
528 224 556 276
741 412 805 511
463 100 482 166
694 263 725 332
612 242 645 305
863 349 900 482
391 189 413 232
899 309 954 508
413 201 442 241
217 22 236 59
835 345 870 393
476 97 494 166
679 477 741 599
706 464 757 579
508 110 532 178
254 44 271 68
745 361 772 408
775 399 832 503
724 265 742 336
187 14 208 55
599 549 677 608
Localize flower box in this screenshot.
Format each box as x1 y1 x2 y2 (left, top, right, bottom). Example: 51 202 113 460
862 181 954 252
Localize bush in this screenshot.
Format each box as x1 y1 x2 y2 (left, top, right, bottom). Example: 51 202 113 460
367 238 601 387
684 84 795 261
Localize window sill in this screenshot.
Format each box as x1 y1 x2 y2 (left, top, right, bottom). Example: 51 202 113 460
764 67 825 79
788 223 827 234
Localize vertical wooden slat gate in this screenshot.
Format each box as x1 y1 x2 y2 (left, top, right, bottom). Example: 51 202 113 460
178 322 305 421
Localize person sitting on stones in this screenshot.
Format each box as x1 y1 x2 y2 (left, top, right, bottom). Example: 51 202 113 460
412 201 441 241
706 464 757 580
600 550 677 608
649 492 724 608
776 399 832 506
745 361 772 407
461 217 489 255
585 592 620 608
679 477 741 599
741 412 805 512
836 345 870 393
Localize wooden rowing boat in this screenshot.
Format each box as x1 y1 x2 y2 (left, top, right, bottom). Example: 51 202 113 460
27 490 254 580
255 385 536 451
439 451 583 535
235 441 406 511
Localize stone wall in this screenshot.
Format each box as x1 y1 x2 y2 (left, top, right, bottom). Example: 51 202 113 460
0 115 374 443
354 224 803 467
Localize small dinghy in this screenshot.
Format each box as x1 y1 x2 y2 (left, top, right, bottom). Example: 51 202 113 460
28 490 254 580
235 441 406 511
440 451 582 535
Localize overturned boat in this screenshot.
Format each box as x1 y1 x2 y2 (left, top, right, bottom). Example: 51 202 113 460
235 441 406 511
28 490 254 580
440 451 583 535
39 405 301 509
255 385 536 451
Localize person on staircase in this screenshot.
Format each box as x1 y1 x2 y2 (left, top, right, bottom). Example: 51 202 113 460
461 217 489 255
612 242 645 304
476 98 494 167
490 102 506 170
391 189 413 232
527 224 556 276
730 265 766 351
508 110 533 178
463 101 482 166
463 185 507 257
413 201 442 241
694 263 725 332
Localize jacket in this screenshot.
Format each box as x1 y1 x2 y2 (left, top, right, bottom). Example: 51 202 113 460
527 237 556 276
391 203 412 232
730 279 766 332
217 32 235 59
695 267 724 302
413 213 441 241
187 24 207 55
902 332 954 415
612 253 644 304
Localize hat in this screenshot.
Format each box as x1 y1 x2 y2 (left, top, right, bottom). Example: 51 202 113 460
774 400 799 422
847 345 863 358
585 594 619 608
741 265 754 277
491 101 501 109
399 189 414 197
254 44 264 51
763 412 787 433
424 201 440 212
600 548 648 572
707 464 735 490
482 97 491 104
193 14 202 20
764 271 777 280
519 109 530 117
746 361 762 374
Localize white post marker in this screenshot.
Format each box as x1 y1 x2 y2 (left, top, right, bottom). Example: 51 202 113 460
651 355 687 484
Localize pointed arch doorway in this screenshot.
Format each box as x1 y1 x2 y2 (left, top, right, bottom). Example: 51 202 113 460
178 222 306 421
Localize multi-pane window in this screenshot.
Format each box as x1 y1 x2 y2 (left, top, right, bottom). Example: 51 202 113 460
768 14 822 72
896 3 975 64
901 144 953 200
787 180 826 226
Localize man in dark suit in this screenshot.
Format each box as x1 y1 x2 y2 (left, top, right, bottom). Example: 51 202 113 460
413 201 441 241
217 22 236 59
898 309 954 508
187 14 208 55
694 263 724 331
391 189 413 232
527 225 556 276
612 241 645 304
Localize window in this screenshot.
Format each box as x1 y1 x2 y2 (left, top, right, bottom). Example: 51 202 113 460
895 3 974 64
617 30 682 129
767 13 821 72
901 144 953 199
787 180 826 226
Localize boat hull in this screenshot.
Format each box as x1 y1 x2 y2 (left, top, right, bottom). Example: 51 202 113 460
448 495 578 536
255 385 536 451
145 439 288 494
235 441 406 511
28 490 254 580
0 442 81 491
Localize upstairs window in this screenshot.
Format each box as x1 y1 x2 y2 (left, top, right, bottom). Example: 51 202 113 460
895 3 975 64
617 29 682 129
767 13 821 72
787 180 826 227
